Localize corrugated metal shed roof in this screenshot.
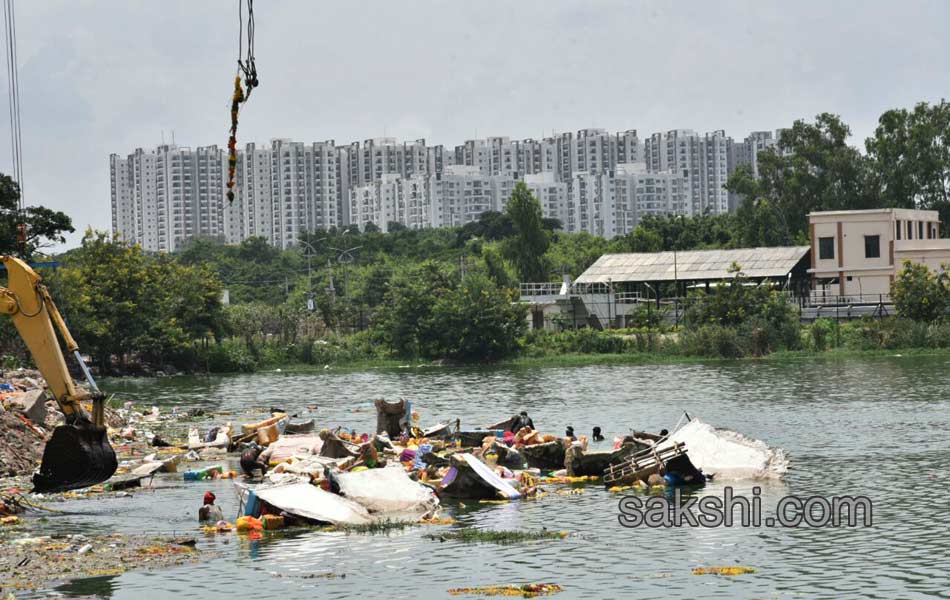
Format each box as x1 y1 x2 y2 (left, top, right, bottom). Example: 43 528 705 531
574 246 810 284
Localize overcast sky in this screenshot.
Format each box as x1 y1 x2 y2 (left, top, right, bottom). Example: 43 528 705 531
2 0 949 248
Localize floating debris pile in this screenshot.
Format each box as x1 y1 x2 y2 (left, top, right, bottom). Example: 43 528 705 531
667 418 788 480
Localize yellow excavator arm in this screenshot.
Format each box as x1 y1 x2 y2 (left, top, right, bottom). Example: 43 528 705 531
1 255 116 492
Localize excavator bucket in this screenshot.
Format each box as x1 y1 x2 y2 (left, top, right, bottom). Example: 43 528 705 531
32 424 118 493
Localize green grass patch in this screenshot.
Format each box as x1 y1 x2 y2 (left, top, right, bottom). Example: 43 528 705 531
424 528 569 544
764 347 950 361
328 520 418 534
501 352 696 368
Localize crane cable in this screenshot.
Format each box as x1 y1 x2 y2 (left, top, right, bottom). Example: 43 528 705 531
226 0 259 204
2 0 26 255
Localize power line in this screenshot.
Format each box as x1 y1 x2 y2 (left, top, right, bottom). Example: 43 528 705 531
3 0 23 205
3 0 26 255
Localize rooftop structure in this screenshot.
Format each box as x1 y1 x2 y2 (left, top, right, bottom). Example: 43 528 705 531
575 246 810 285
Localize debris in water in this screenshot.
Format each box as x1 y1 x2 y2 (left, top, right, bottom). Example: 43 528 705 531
667 418 788 480
692 566 756 576
447 583 563 597
425 529 569 545
419 516 456 525
235 515 264 532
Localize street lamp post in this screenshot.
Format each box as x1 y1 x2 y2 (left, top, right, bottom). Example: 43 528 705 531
298 237 327 312
673 249 678 297
329 243 363 303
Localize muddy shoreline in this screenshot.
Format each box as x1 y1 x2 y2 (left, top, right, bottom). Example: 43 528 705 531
0 529 211 595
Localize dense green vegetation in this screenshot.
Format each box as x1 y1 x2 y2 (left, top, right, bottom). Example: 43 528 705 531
3 101 950 372
48 231 226 373
2 222 947 372
0 173 74 257
891 260 949 322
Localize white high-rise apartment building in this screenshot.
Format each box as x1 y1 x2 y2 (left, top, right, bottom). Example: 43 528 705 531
644 129 733 216
229 142 272 243
425 144 453 179
113 140 343 252
572 129 613 176
110 154 133 242
614 129 642 166
431 165 498 228
454 139 492 176
455 137 522 177
516 138 559 176
524 172 569 226
492 176 517 213
349 176 392 230
114 127 772 249
700 130 733 216
271 139 340 247
453 129 641 183
614 163 689 233
734 131 777 178
111 144 226 252
728 130 780 210
349 173 432 232
340 137 440 225
350 166 516 233
356 137 402 185
645 129 699 215
193 146 227 241
569 172 617 238
228 139 341 249
347 137 429 186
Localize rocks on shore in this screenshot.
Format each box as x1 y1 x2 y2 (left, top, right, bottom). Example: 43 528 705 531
0 369 125 478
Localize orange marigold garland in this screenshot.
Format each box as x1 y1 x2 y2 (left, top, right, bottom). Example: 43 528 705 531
226 76 245 204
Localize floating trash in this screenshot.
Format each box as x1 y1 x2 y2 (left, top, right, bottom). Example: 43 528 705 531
447 583 563 597
692 566 756 576
426 529 568 545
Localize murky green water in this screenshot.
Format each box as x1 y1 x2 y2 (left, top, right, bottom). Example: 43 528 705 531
25 356 950 598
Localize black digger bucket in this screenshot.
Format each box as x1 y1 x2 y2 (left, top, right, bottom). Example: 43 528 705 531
32 424 118 493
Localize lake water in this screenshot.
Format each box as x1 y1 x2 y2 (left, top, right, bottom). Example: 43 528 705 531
26 356 950 599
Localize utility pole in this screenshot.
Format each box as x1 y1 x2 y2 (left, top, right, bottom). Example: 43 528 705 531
607 277 613 329
673 249 678 297
326 259 336 303
299 237 326 312
329 242 362 303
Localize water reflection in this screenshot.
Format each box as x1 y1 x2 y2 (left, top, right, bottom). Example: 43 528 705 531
55 574 119 598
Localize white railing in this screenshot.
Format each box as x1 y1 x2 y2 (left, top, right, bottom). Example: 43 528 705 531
519 282 567 297
614 291 645 304
804 293 892 307
572 282 611 295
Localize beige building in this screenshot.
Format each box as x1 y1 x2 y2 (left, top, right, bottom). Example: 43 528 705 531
808 208 950 299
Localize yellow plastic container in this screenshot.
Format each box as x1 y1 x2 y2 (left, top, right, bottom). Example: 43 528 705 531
257 423 280 446
242 413 287 435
